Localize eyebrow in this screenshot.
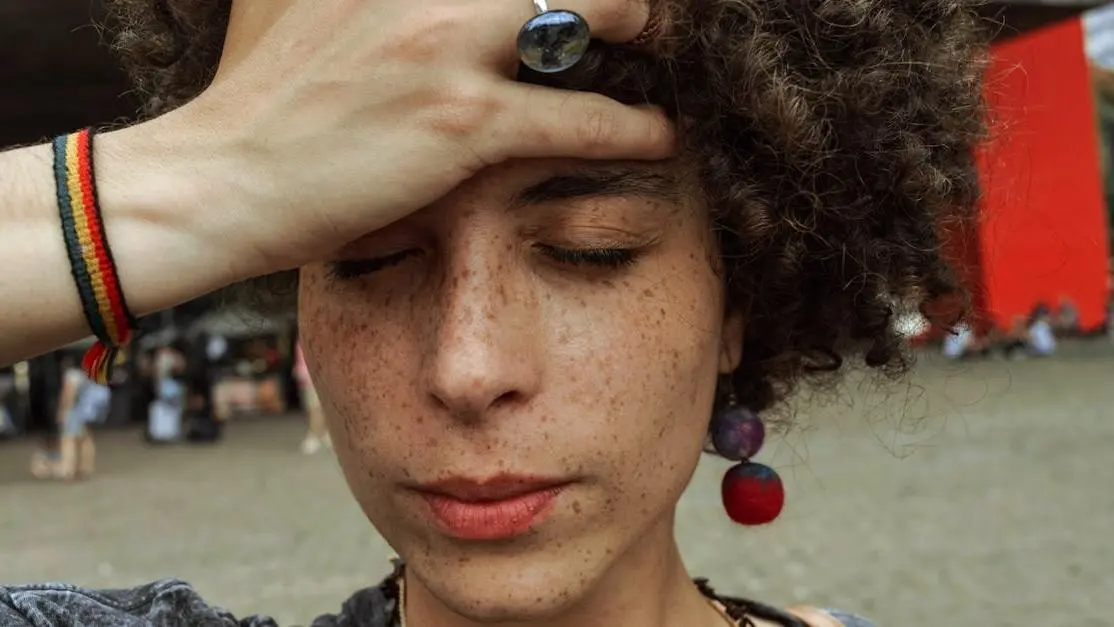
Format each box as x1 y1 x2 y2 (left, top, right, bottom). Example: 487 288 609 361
511 166 683 208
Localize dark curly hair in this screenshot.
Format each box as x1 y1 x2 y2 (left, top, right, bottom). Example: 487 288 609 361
104 0 988 414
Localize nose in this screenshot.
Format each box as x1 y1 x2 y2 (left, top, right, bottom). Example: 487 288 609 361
423 250 542 420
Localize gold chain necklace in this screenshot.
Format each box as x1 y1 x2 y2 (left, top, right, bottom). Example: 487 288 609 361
396 575 738 627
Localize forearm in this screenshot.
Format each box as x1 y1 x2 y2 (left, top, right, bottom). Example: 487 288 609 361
0 115 245 365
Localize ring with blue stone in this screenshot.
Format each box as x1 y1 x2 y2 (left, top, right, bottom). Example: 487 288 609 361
517 0 591 74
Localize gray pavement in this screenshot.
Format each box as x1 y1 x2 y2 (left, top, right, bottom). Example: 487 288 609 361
1 352 1112 626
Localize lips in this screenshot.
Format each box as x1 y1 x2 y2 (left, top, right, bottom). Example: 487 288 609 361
418 475 568 501
411 474 570 541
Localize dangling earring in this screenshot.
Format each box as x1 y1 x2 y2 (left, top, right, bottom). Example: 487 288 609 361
709 386 785 525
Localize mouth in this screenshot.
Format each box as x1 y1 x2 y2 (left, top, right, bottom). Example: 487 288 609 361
410 475 572 541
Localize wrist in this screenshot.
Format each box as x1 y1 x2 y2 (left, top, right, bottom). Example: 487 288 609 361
93 112 254 317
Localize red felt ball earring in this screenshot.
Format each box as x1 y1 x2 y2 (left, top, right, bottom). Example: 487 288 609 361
709 389 784 525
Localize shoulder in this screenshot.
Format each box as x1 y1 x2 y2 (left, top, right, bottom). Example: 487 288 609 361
306 576 399 627
733 600 876 627
0 580 277 627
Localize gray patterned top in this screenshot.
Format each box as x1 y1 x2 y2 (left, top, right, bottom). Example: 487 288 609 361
0 579 396 627
0 573 873 627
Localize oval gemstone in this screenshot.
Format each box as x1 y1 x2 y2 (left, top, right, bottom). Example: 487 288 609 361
517 10 590 74
721 462 785 526
710 406 766 461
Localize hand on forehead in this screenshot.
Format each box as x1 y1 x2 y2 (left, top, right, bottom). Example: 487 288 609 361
219 0 651 66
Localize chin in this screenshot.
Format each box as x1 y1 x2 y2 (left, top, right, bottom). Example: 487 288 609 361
408 542 608 621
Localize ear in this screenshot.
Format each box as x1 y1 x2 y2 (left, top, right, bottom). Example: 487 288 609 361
718 309 745 374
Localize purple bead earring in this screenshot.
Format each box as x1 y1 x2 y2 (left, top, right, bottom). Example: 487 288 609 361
709 390 785 526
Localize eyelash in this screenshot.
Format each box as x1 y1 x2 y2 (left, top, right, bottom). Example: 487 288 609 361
535 245 639 269
328 245 638 280
328 250 418 280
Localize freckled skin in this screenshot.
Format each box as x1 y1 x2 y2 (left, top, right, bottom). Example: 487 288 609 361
299 159 744 625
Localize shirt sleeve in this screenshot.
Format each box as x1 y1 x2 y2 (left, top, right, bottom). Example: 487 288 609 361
0 580 278 627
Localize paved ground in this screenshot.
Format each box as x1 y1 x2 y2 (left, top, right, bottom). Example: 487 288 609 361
2 349 1112 626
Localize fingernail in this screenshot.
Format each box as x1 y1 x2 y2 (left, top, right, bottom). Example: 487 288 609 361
822 609 878 627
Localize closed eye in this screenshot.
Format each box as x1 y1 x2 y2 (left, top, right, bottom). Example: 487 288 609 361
536 245 639 269
326 249 420 280
326 245 641 280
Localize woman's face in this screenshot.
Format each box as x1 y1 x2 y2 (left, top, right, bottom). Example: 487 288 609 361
298 158 743 620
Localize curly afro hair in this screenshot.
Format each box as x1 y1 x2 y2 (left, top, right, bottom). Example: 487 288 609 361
105 0 988 414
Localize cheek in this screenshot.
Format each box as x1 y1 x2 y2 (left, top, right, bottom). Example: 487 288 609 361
297 269 418 475
575 266 723 498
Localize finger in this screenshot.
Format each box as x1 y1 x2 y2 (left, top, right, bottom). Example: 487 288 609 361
487 85 675 162
488 0 649 43
535 0 650 43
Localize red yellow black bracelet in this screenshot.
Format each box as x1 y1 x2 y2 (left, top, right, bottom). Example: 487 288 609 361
52 128 138 384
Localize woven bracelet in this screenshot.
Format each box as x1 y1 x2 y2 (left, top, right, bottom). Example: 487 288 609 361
52 128 138 384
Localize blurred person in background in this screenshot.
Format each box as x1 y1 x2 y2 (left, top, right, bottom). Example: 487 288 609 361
1054 295 1080 337
1000 315 1030 360
1027 303 1057 357
941 322 990 360
293 341 329 455
0 368 14 438
254 339 287 415
27 359 64 479
1108 295 1114 340
185 332 223 443
54 353 111 479
28 433 62 480
145 341 187 443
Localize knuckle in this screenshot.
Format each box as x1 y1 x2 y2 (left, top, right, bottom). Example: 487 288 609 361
574 101 619 153
427 80 505 140
385 6 471 63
